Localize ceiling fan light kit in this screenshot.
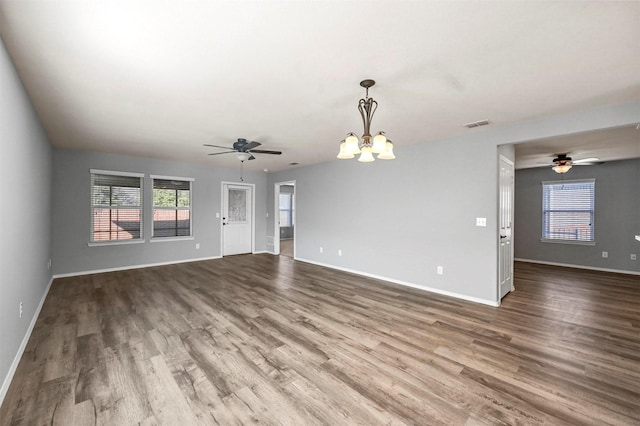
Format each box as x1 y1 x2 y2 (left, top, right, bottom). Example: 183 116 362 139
236 152 252 162
552 154 573 173
552 164 572 174
337 79 395 162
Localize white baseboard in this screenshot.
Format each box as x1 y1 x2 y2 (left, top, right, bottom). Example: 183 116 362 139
53 255 222 278
295 257 499 307
515 258 640 276
0 275 54 407
252 251 269 255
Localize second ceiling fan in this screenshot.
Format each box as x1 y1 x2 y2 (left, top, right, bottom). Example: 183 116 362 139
549 153 603 174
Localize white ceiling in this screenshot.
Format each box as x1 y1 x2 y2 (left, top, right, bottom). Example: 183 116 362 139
1 1 639 172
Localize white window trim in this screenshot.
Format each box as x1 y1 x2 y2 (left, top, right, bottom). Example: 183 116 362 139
150 174 195 182
88 239 146 247
541 178 595 245
151 175 194 240
540 239 596 246
91 169 144 178
150 236 195 243
89 170 144 245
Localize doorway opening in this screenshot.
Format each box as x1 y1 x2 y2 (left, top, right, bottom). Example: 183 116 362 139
274 181 295 258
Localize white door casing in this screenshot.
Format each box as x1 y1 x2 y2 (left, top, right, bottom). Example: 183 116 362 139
498 155 515 299
222 182 254 256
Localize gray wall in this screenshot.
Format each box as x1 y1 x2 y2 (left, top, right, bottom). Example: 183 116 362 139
515 158 640 273
267 101 639 305
52 149 268 275
0 39 53 398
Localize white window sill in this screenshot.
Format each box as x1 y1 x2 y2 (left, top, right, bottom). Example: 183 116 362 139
88 239 145 247
540 239 596 246
150 236 194 243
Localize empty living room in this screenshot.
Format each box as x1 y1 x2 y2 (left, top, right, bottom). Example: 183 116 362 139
1 1 638 425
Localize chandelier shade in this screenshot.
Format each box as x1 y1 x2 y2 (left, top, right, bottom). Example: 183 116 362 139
337 80 395 162
377 141 396 160
358 147 375 163
337 141 355 159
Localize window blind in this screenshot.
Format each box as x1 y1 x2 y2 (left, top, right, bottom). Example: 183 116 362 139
90 172 143 242
542 179 595 242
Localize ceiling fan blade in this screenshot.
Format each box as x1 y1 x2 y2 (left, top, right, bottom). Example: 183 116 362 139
574 161 605 166
573 157 599 163
208 151 236 156
249 149 282 155
241 141 262 151
203 144 232 150
573 157 603 165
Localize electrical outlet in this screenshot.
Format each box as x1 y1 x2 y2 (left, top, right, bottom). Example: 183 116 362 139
319 247 323 253
338 249 342 256
19 302 23 318
195 243 200 249
631 254 637 261
602 251 608 258
437 266 443 275
476 217 487 227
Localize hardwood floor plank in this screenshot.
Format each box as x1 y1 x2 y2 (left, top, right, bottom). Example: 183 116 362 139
137 355 202 425
1 257 638 425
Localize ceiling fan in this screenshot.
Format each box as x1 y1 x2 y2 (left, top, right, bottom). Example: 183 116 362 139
549 153 604 173
204 138 282 161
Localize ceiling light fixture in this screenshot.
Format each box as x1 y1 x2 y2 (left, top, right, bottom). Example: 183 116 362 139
236 152 251 162
337 79 395 162
552 154 573 173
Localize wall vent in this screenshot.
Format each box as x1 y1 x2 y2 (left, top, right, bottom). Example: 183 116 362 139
464 119 491 128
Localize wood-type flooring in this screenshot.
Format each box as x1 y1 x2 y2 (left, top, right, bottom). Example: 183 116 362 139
1 256 638 425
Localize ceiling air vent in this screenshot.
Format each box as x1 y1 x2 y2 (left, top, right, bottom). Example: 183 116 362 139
464 119 491 129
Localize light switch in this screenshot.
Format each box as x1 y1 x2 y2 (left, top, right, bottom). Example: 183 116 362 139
476 217 487 227
216 212 220 218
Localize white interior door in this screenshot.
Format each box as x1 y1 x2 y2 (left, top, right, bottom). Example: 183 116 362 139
222 183 253 256
499 155 515 299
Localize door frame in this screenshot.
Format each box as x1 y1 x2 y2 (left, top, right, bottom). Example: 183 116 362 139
220 181 256 257
274 180 296 257
497 155 515 302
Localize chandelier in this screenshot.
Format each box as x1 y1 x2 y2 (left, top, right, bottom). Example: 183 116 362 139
337 79 395 162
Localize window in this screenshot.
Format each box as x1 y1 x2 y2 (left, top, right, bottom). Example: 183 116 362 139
152 176 193 238
279 192 293 227
542 179 595 243
90 170 143 242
